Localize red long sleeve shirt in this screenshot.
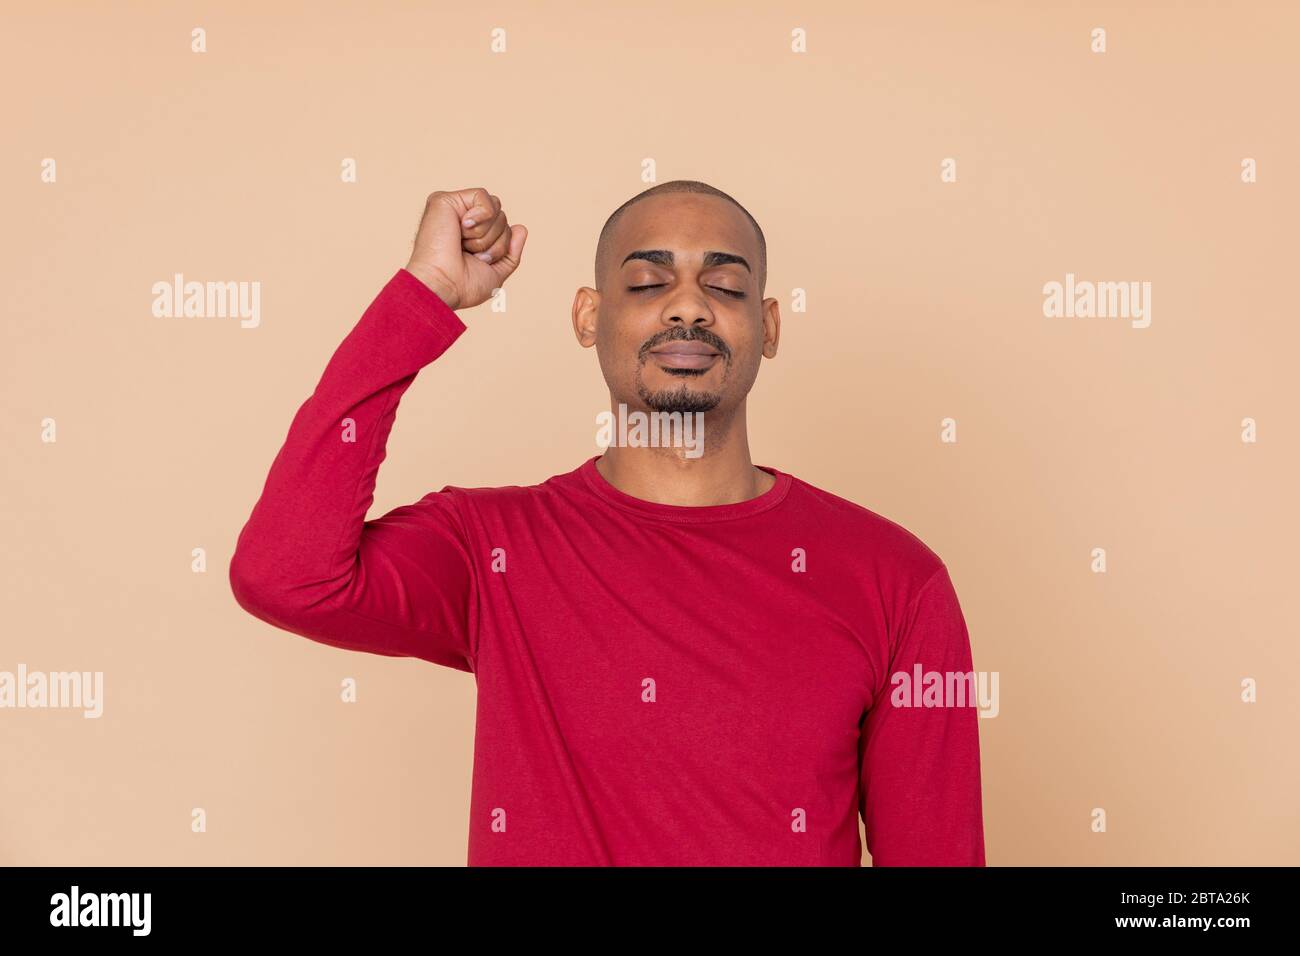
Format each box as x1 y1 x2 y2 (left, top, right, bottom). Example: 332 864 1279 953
228 268 987 866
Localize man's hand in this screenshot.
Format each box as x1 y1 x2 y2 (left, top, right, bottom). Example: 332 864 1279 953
405 188 528 310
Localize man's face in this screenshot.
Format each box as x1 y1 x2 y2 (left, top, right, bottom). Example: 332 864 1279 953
574 193 778 418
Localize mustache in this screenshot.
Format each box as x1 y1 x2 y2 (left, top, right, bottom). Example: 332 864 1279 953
637 326 731 362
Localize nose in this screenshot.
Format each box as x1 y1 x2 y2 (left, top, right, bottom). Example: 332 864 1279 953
662 291 715 330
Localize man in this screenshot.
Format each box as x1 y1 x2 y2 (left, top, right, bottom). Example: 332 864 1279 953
229 181 986 866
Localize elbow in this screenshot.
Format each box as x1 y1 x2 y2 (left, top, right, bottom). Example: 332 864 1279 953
228 543 298 624
228 542 345 633
228 546 270 619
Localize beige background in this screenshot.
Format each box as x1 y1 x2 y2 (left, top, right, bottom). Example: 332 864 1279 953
2 1 1297 865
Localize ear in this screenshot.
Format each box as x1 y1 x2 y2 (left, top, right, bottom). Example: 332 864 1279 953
761 296 781 358
572 287 599 348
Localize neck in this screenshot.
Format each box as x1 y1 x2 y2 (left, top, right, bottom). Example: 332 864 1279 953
595 400 774 506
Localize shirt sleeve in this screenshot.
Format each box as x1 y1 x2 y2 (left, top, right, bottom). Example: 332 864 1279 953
859 562 987 865
228 268 480 673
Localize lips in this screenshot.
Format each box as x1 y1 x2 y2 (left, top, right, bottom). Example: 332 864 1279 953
648 342 722 369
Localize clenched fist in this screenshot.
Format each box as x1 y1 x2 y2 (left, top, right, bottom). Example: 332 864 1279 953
405 188 528 310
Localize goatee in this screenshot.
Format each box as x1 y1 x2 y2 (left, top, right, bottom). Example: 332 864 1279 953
637 381 721 414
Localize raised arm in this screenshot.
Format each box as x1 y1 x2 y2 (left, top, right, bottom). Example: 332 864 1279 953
228 188 528 672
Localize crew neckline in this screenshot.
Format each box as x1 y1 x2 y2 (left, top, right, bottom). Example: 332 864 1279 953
578 455 792 523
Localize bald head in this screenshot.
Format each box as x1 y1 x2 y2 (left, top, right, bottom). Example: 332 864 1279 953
594 180 767 297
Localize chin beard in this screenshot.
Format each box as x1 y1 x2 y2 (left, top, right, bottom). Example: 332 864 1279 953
637 379 721 414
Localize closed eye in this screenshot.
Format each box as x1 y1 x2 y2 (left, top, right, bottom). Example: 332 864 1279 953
628 284 745 299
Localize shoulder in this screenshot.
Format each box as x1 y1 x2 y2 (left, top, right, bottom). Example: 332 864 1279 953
781 470 947 586
420 462 585 515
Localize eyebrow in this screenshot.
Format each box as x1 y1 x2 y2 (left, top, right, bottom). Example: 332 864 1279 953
621 249 751 274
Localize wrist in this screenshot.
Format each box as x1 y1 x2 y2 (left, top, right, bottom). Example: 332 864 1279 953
403 263 460 310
